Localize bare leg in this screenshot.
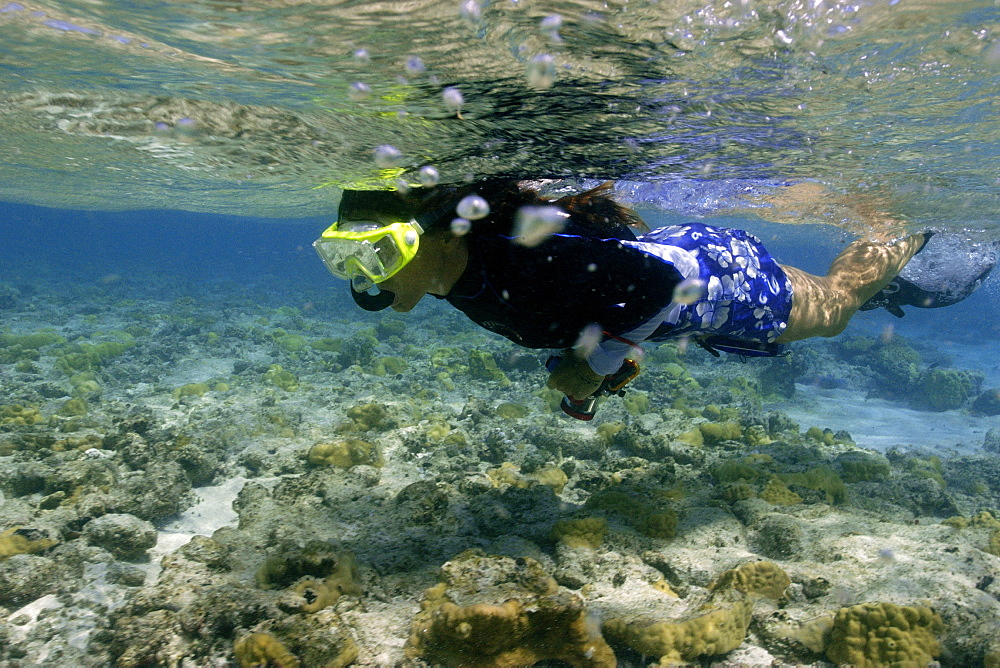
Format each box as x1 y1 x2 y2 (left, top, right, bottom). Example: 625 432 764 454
776 234 926 342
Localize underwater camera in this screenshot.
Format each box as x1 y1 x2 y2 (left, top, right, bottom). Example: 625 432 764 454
546 357 640 421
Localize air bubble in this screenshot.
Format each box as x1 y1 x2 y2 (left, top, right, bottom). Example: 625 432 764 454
526 54 556 89
373 144 403 168
450 217 472 236
404 55 425 75
442 87 464 115
513 205 568 247
573 323 603 356
456 194 489 220
459 0 482 22
672 278 705 305
540 14 562 42
348 82 371 101
418 165 440 187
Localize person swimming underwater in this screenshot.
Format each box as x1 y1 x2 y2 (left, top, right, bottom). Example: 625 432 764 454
313 179 992 401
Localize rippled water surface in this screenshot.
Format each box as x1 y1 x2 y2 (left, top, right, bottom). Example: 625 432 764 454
1 0 998 232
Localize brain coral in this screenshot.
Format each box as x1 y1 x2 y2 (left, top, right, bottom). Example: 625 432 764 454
825 602 944 668
602 589 753 666
709 561 791 600
405 549 615 667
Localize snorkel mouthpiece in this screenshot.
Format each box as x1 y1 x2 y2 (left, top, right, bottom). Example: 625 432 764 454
351 285 396 311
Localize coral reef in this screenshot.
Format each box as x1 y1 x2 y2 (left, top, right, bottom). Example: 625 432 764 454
405 550 616 666
82 513 157 559
306 439 382 468
825 602 944 667
1 271 998 666
914 367 981 411
0 527 58 559
603 589 754 665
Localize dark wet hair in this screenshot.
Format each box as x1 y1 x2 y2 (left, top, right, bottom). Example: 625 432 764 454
338 179 648 241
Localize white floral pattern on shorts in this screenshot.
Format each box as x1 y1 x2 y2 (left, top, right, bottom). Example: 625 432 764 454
643 223 794 343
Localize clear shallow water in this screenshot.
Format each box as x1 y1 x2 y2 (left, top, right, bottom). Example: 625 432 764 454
0 0 998 235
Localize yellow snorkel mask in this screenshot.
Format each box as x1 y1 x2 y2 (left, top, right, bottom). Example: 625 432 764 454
313 219 423 293
314 185 472 311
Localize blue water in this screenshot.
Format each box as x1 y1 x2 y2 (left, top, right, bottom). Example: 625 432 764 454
4 199 997 335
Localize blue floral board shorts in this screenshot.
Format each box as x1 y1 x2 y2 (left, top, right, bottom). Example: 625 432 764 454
644 223 794 344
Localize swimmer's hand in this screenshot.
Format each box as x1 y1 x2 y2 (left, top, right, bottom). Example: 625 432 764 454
546 349 604 399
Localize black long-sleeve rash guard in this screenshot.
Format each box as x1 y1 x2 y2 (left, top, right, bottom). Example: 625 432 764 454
441 229 682 352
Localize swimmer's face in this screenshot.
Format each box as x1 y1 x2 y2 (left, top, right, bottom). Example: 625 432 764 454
378 231 468 312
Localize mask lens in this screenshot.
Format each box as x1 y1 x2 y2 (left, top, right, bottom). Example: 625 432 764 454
315 238 382 280
350 270 375 293
371 234 404 275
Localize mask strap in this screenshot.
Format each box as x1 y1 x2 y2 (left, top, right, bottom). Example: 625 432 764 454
350 285 396 311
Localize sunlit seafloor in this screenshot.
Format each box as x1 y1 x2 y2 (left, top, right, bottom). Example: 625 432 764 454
2 1 1000 666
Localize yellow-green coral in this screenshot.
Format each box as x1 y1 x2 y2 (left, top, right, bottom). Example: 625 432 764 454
985 530 1000 557
234 632 299 668
0 331 64 350
0 527 58 559
743 424 772 446
837 451 892 483
943 510 1000 531
172 382 210 401
720 482 756 503
372 355 407 376
343 402 394 432
596 421 625 444
552 517 608 550
584 490 679 540
255 543 362 594
309 337 343 352
710 561 790 600
916 367 979 411
466 349 510 386
782 466 847 505
487 462 567 494
496 402 530 419
805 426 836 445
70 372 101 396
623 391 650 415
58 397 89 417
699 421 743 444
0 331 64 363
825 602 944 668
307 439 382 468
674 427 704 446
759 477 803 506
405 551 616 667
274 332 307 353
54 332 135 374
712 460 764 484
286 553 364 614
637 510 679 540
0 404 43 426
603 589 753 665
263 364 298 391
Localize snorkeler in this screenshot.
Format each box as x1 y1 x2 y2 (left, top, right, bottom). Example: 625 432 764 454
313 180 989 400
